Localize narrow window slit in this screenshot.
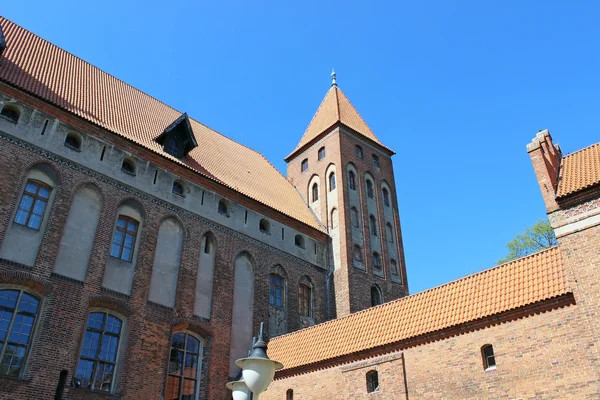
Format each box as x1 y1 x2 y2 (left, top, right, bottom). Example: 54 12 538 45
245 210 248 225
100 146 106 161
40 119 48 135
153 170 158 184
201 191 205 205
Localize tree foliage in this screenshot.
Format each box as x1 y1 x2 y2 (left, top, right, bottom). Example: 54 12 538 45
498 219 557 264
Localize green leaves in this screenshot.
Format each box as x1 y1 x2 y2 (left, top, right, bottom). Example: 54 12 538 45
498 219 557 264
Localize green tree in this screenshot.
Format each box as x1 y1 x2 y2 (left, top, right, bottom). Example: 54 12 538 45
498 219 557 264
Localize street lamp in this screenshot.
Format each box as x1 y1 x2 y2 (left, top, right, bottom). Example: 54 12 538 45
227 322 283 399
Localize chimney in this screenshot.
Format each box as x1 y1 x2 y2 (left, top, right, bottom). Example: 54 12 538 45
527 129 562 212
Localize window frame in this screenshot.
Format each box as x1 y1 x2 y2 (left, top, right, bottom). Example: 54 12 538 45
372 252 382 272
294 234 305 249
369 215 378 236
382 188 390 207
366 370 379 393
75 311 124 393
366 180 374 199
166 331 204 400
298 284 312 318
0 104 20 123
482 344 496 370
64 132 82 151
259 218 271 234
370 286 382 307
217 200 228 216
317 147 325 160
110 215 139 263
390 259 399 276
355 145 363 159
0 289 41 378
348 171 356 190
165 136 181 158
311 183 319 203
301 159 308 172
121 158 136 176
172 181 185 197
329 172 336 191
372 154 380 168
14 179 52 230
269 274 284 308
386 223 394 243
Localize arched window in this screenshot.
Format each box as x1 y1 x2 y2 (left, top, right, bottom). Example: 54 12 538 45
259 218 271 234
121 158 136 175
350 207 359 228
371 286 382 306
372 252 381 272
167 332 203 400
329 172 336 191
286 388 294 400
366 180 374 199
218 199 228 215
348 171 356 190
14 180 52 230
390 259 399 276
301 159 308 172
366 370 379 393
330 208 338 229
269 274 284 308
318 147 325 160
386 223 394 243
369 215 378 236
110 215 139 262
353 245 363 263
298 283 312 317
172 181 184 196
372 154 380 168
295 234 305 249
75 312 123 392
0 104 20 123
311 183 319 202
0 289 40 377
382 188 390 207
482 344 496 370
165 136 180 158
355 145 363 159
64 132 82 151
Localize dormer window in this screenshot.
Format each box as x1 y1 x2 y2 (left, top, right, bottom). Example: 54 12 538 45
155 113 197 159
165 136 180 157
0 104 20 123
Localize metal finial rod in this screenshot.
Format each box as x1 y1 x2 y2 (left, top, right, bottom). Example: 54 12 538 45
331 68 337 87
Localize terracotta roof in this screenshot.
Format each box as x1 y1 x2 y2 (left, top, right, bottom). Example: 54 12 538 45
557 142 600 198
0 17 324 232
285 86 391 160
268 247 568 372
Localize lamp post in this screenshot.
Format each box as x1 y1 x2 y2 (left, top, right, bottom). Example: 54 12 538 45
226 322 283 399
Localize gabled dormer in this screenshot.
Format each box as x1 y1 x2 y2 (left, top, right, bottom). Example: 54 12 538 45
155 112 197 158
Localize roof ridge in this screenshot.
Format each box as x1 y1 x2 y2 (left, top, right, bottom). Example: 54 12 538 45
270 246 561 343
562 140 600 159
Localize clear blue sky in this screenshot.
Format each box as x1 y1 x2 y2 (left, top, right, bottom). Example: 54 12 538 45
4 1 599 294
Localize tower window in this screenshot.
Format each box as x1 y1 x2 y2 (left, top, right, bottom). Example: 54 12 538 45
301 159 308 172
259 218 271 234
295 234 305 249
350 207 359 228
64 132 82 151
0 104 20 123
482 344 496 370
164 136 180 157
355 145 363 159
318 147 325 160
218 199 228 216
269 274 284 308
312 183 319 202
348 171 356 190
298 284 312 317
172 181 184 196
372 252 381 272
121 158 136 175
372 154 380 168
353 245 363 263
382 188 390 207
386 223 394 243
366 370 379 393
366 180 374 199
369 215 378 236
390 259 399 276
370 286 382 306
329 172 336 191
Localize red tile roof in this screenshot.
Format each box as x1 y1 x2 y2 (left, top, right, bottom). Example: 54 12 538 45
268 247 568 372
0 17 324 232
557 142 600 198
285 86 392 161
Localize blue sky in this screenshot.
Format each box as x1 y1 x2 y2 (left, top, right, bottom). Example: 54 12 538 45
4 1 599 294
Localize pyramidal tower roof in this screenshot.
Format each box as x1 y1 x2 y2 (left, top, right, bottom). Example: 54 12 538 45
286 73 393 161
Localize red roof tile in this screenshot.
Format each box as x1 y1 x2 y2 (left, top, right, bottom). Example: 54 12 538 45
557 142 600 198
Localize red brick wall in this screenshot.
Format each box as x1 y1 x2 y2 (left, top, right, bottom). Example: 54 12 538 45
0 119 328 399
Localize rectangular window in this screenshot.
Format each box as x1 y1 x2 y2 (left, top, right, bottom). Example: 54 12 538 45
110 216 138 262
75 312 122 392
14 180 51 230
269 274 283 308
298 285 311 317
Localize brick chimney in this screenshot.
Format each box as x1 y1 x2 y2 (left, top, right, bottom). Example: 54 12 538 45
527 129 562 213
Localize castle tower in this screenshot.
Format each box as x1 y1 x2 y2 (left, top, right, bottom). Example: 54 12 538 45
285 72 408 317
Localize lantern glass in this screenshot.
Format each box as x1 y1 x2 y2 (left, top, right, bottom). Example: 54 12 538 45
240 358 277 395
227 380 249 400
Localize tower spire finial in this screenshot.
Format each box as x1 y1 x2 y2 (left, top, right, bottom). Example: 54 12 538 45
331 68 337 87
